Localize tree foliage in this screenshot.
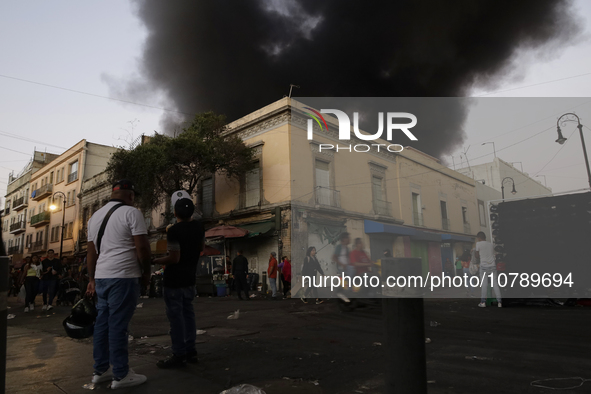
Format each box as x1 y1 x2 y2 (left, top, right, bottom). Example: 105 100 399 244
106 112 255 211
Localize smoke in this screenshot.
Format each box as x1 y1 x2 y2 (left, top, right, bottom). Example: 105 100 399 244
111 0 582 157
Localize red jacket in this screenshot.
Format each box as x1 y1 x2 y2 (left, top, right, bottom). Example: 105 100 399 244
268 257 278 279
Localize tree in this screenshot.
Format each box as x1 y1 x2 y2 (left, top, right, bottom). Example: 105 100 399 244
106 112 255 212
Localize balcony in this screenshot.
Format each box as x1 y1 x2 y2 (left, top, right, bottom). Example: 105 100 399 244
8 245 23 255
28 240 47 253
67 171 78 183
3 207 9 215
13 196 28 211
314 186 341 208
31 211 51 227
373 199 392 216
442 218 450 231
9 221 26 234
463 222 471 234
32 184 53 201
413 212 424 227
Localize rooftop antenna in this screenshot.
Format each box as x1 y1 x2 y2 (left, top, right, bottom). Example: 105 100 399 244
288 84 300 98
450 155 456 170
462 145 472 171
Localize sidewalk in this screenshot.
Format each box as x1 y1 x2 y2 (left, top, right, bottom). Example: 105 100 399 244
7 326 224 394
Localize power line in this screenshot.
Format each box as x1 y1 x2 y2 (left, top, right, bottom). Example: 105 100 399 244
0 146 31 156
473 71 591 97
534 127 578 176
0 129 67 150
0 74 193 116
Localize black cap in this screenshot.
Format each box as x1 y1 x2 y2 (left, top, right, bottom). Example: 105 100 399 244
112 179 140 195
174 198 195 219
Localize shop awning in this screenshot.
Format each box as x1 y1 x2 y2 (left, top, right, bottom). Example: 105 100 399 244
364 220 442 242
238 220 275 238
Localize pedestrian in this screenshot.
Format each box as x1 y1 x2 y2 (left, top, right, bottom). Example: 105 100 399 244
40 249 62 310
475 232 502 308
232 250 250 300
268 252 278 300
460 249 474 296
153 191 205 368
454 256 463 277
301 246 325 304
349 238 373 296
332 232 351 275
22 256 41 312
444 258 454 277
85 180 151 389
278 256 291 298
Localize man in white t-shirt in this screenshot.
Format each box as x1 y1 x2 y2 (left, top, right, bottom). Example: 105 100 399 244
85 180 151 389
475 231 502 308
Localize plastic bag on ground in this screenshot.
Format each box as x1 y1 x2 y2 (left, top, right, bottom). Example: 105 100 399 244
220 384 266 394
227 309 240 320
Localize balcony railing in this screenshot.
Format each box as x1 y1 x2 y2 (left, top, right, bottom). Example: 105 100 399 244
32 184 53 201
7 245 22 255
413 212 424 226
442 218 450 231
463 222 471 234
9 221 26 234
67 171 78 183
28 240 47 253
13 196 27 211
314 186 341 208
373 199 392 216
31 211 51 227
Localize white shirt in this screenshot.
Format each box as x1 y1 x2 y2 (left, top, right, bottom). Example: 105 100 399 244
476 240 495 269
87 200 148 279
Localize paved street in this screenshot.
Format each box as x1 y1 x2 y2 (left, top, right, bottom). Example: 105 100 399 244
6 294 591 393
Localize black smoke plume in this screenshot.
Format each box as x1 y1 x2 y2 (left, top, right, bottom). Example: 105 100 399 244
118 0 581 157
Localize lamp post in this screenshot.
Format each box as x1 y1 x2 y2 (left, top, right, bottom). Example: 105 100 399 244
501 177 517 200
50 191 66 259
482 142 497 158
555 113 591 189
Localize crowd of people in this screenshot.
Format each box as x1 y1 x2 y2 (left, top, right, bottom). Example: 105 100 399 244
8 250 88 313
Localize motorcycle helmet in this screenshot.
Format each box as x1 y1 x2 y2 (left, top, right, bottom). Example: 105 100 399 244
63 298 97 339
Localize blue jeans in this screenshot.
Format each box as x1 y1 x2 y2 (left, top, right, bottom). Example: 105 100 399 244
269 278 277 297
163 286 197 356
93 278 140 379
41 279 58 306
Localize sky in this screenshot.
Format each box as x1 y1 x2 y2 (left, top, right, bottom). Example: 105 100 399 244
1 1 591 205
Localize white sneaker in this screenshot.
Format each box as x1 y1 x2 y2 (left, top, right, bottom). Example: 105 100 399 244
498 302 502 308
92 368 112 384
478 302 486 308
47 305 53 311
42 305 47 311
29 304 34 311
24 307 29 313
111 369 147 389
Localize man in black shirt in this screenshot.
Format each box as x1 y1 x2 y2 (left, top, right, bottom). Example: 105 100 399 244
232 251 249 300
153 193 204 368
40 249 62 311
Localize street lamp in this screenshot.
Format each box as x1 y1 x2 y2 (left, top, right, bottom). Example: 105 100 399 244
482 142 497 158
556 113 591 189
501 177 517 200
49 191 66 259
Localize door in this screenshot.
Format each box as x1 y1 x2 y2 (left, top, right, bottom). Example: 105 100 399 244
410 240 429 278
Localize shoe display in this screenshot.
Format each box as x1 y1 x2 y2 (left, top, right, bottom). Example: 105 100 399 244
111 369 147 389
157 355 186 369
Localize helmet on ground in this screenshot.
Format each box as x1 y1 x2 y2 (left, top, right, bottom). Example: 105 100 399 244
63 298 96 339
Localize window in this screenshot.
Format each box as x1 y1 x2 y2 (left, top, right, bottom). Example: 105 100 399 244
315 160 331 205
372 175 390 215
56 169 60 183
201 178 214 217
66 222 74 239
440 201 449 230
412 192 423 226
478 200 487 227
61 167 65 182
244 161 260 208
68 161 78 183
49 171 54 184
462 206 468 223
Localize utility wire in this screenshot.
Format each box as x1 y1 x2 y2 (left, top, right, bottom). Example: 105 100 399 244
474 71 591 97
